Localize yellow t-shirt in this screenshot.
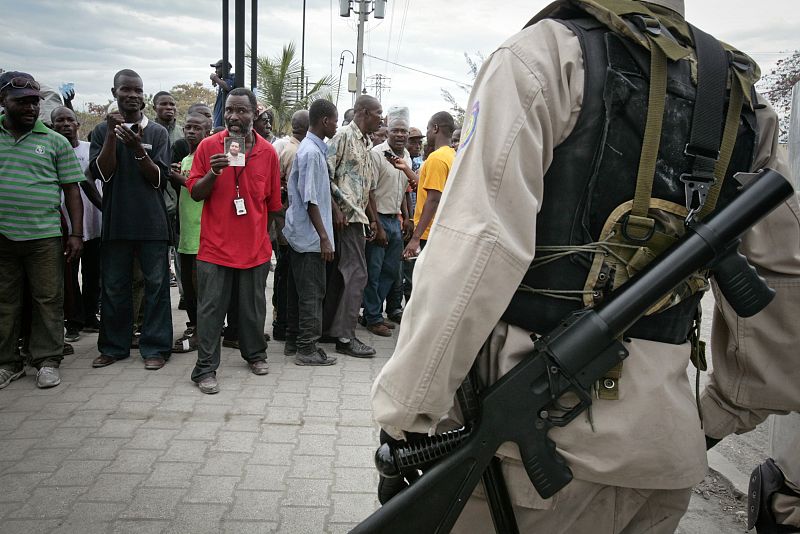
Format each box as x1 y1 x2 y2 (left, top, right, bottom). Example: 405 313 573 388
413 145 456 240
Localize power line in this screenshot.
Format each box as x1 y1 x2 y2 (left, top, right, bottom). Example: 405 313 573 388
364 53 472 86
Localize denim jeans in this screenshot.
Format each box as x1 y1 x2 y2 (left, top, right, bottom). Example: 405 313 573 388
363 214 403 325
98 240 172 360
0 236 64 371
286 247 326 354
192 260 269 382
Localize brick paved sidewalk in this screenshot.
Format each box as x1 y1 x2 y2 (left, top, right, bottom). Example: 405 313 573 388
0 284 394 533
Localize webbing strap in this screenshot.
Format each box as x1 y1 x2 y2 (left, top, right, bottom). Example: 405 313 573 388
627 34 667 239
681 25 730 220
698 80 745 218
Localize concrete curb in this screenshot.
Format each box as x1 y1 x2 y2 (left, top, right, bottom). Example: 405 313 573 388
709 449 750 496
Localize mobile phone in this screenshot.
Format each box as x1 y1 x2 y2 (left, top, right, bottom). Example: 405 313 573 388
364 223 375 239
383 150 397 161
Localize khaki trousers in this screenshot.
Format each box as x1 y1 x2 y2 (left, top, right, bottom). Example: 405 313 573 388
452 459 691 534
771 412 800 527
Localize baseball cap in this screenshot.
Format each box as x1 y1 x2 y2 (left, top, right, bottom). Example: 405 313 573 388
0 71 41 99
210 59 233 69
408 127 424 138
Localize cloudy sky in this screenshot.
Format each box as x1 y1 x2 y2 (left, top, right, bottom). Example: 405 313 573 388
1 0 797 128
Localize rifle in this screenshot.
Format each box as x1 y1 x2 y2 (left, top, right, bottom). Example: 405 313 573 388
352 169 794 534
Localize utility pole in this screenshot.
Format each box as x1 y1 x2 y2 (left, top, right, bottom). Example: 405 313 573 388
365 74 391 102
339 0 386 96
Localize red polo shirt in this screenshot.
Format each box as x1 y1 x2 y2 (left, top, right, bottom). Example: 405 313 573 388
187 131 281 269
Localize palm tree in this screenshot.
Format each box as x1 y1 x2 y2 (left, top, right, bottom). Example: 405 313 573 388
253 42 338 136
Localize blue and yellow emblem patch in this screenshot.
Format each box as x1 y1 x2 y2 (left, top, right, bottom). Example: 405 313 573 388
459 100 479 152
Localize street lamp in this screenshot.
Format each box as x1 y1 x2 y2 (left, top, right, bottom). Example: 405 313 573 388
337 50 356 108
338 1 387 95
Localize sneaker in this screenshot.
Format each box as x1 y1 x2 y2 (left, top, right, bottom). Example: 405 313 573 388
335 337 376 358
172 331 198 353
131 329 141 349
367 323 392 337
248 359 269 375
63 343 75 356
388 311 403 324
295 348 337 366
198 375 219 394
0 368 25 390
64 327 81 342
169 273 178 287
36 367 61 389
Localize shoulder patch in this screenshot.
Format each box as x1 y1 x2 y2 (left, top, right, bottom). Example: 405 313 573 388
459 100 479 152
35 145 45 155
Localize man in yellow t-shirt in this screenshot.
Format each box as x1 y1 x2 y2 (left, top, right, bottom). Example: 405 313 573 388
403 111 456 259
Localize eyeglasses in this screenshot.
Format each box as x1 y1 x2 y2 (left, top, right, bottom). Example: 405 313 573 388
0 77 40 92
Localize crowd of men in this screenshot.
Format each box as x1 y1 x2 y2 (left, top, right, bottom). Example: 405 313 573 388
0 64 460 396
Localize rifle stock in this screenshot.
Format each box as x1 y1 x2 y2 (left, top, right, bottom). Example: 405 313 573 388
352 169 793 534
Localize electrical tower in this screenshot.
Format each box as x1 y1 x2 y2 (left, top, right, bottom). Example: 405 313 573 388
365 74 391 101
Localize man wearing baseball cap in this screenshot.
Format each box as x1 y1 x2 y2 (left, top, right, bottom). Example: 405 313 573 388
210 59 235 129
0 71 86 390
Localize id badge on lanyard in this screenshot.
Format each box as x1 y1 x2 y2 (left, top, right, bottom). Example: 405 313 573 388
234 169 247 216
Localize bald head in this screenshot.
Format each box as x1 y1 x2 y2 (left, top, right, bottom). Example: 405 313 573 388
291 110 310 138
353 95 383 135
354 95 380 114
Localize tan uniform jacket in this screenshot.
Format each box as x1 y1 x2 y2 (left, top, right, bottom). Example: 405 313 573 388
371 8 800 494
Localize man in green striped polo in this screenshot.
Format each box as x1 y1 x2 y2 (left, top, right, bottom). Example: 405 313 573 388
0 71 85 390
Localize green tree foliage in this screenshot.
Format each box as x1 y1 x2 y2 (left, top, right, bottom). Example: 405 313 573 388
757 50 800 143
253 42 337 136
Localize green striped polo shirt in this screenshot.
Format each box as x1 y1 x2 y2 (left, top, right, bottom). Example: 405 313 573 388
0 115 85 241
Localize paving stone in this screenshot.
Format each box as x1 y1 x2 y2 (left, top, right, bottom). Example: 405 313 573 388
250 442 294 465
264 406 303 425
68 437 128 460
0 438 38 460
337 426 379 446
42 459 110 486
7 418 60 439
174 421 222 441
283 478 330 506
31 427 93 449
338 409 376 427
278 506 330 532
295 433 337 456
259 423 300 443
230 398 269 415
155 396 198 412
164 503 228 534
81 393 124 411
329 492 380 523
4 447 74 474
303 401 340 418
239 464 288 491
112 519 170 534
221 415 263 433
63 501 127 523
80 473 147 502
275 380 311 394
8 486 87 518
0 519 62 533
104 450 160 474
52 521 113 534
227 490 282 521
299 417 338 435
114 401 158 419
119 487 187 519
160 440 209 462
268 392 306 408
309 387 340 403
336 445 377 467
183 475 239 504
124 428 180 450
333 467 379 493
310 375 342 388
219 521 278 533
289 455 335 480
25 402 81 419
212 431 257 453
139 411 189 429
143 462 199 488
95 419 146 438
236 385 274 399
197 452 249 476
340 395 372 411
58 410 110 428
0 473 50 502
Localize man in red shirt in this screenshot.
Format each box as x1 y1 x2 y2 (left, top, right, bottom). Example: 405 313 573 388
186 88 282 394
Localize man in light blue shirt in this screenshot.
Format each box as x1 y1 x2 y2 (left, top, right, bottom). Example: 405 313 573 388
282 99 339 365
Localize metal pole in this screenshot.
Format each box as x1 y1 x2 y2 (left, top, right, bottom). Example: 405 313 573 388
301 0 307 100
222 0 229 76
251 0 258 91
355 0 366 96
234 0 245 89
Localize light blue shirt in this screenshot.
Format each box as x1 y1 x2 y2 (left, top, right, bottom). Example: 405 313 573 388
282 132 334 253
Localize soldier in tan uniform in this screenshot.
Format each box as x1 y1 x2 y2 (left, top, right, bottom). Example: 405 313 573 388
370 0 800 532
